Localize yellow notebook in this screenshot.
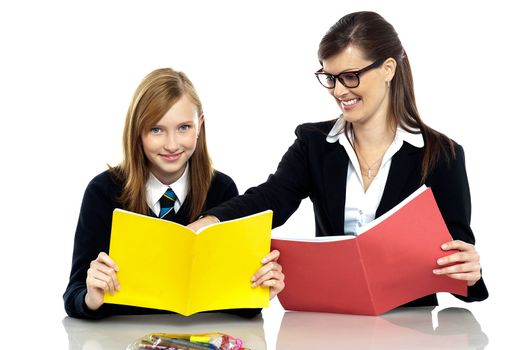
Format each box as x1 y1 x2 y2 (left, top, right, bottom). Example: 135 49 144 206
103 209 272 316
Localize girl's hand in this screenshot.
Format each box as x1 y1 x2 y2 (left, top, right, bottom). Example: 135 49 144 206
251 250 285 299
433 240 481 286
84 252 120 310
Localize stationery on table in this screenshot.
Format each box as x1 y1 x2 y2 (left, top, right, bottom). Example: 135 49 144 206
127 332 249 350
271 185 467 315
104 209 272 316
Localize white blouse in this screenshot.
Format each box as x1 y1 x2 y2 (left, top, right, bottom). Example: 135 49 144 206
326 118 424 235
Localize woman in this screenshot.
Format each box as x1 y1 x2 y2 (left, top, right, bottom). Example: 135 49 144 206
63 68 284 319
191 12 488 306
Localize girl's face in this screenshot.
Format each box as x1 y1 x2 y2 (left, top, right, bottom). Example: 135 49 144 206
141 94 203 185
321 45 394 127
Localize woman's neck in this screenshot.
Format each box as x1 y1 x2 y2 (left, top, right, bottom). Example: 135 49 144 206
352 119 396 150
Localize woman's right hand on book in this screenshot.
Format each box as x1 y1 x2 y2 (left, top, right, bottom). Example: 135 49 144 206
85 252 120 310
187 215 220 232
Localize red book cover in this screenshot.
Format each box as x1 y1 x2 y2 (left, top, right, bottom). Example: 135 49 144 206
271 186 467 315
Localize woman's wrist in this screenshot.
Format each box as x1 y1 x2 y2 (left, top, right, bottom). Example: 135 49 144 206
204 215 220 224
188 215 220 232
199 215 220 228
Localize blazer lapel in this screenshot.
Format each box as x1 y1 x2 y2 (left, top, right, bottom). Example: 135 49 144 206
376 142 421 217
322 143 349 235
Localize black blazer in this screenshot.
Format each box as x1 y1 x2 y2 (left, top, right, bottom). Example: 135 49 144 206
206 120 488 305
63 169 261 319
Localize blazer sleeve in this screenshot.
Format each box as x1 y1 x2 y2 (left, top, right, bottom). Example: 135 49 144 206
203 171 239 210
204 125 312 228
63 172 118 319
427 144 488 302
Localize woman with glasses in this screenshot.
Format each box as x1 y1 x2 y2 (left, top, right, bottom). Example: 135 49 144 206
190 11 488 306
63 68 284 319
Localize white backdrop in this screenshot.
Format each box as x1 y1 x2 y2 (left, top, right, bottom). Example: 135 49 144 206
1 0 524 348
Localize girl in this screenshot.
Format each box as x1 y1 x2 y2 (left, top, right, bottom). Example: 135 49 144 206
63 68 284 319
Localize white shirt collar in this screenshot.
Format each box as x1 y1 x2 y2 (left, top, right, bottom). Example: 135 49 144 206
326 117 424 149
326 117 347 143
146 164 189 213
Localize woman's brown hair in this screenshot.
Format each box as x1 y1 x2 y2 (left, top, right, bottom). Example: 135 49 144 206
114 68 213 221
318 11 455 182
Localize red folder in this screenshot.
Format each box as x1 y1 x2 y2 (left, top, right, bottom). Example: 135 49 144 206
271 186 467 315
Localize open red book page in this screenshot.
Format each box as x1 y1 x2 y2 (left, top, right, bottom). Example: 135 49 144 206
271 186 467 315
271 237 374 314
358 187 467 314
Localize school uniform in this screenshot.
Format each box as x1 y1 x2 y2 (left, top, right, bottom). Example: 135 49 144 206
204 119 488 305
63 167 261 319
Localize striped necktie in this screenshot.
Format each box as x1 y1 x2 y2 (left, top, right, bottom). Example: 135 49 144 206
159 187 177 221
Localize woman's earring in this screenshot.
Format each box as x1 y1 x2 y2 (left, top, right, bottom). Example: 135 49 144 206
386 80 391 88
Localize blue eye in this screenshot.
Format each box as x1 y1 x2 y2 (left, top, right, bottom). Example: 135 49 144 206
150 127 162 134
178 124 192 133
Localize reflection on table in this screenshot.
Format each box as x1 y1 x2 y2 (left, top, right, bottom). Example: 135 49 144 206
63 312 266 350
276 307 488 349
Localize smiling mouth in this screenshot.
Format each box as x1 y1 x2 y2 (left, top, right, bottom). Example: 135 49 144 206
341 98 360 107
161 153 182 161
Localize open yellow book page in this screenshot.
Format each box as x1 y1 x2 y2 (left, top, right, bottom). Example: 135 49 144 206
104 209 272 315
189 210 273 315
104 210 194 313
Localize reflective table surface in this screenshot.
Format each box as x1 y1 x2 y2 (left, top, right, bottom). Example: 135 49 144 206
62 305 491 349
62 312 267 350
275 307 488 349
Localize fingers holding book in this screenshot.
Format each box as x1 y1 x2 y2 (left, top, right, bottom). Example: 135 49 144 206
433 240 481 287
251 249 285 300
85 252 120 310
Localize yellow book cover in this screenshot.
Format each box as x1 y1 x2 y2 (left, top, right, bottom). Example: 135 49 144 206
103 209 272 316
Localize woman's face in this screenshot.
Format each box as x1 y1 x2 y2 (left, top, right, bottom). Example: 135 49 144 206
141 94 203 185
321 45 393 127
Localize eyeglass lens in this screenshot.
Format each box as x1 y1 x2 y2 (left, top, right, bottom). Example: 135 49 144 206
321 73 359 88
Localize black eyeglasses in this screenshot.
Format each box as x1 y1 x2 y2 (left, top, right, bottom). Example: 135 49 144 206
315 58 385 89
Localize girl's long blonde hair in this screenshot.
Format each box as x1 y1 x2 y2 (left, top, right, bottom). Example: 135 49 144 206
114 68 213 221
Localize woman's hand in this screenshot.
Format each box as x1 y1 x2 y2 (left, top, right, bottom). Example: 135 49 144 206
251 250 285 299
186 215 219 232
433 240 481 286
84 252 120 310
